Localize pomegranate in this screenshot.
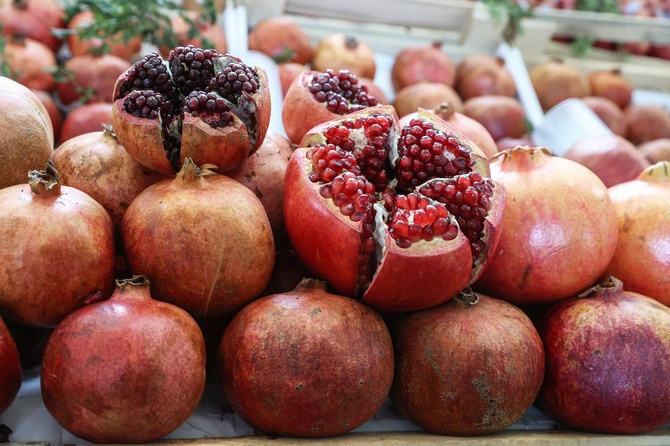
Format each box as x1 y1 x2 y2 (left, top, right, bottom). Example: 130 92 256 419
624 104 670 145
587 69 633 109
358 77 389 105
41 276 206 443
529 60 591 112
463 95 528 142
121 158 275 318
278 62 308 97
399 102 498 159
282 68 379 144
0 76 53 189
59 102 112 143
217 278 394 437
111 46 271 174
621 41 651 56
165 11 227 56
390 42 456 92
66 10 143 60
649 43 670 60
390 289 544 435
284 105 505 312
454 54 516 101
474 146 619 306
56 54 132 106
496 136 534 152
248 17 313 64
0 161 115 327
393 82 464 119
539 277 670 434
0 316 22 415
1 35 57 92
602 162 670 306
563 134 650 187
311 34 376 80
638 138 670 163
0 0 65 52
580 96 627 137
52 125 169 230
31 89 62 143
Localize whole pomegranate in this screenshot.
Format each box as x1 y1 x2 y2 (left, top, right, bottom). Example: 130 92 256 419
52 125 169 230
0 316 22 415
539 277 670 433
463 95 527 142
66 10 143 60
31 89 62 143
121 158 275 318
580 96 627 137
0 76 53 189
58 102 112 143
587 69 633 109
278 62 308 98
111 46 271 174
624 104 670 145
248 17 313 64
390 42 456 92
474 146 619 306
282 68 379 144
393 82 464 119
41 276 206 443
0 35 57 92
311 34 376 79
56 54 131 106
0 0 65 52
454 54 516 101
217 279 394 437
0 161 115 327
390 289 544 436
284 105 505 312
563 134 650 187
602 162 670 306
529 60 591 112
638 138 670 163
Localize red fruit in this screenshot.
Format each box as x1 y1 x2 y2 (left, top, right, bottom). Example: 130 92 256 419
217 279 394 437
539 277 670 433
165 11 227 56
59 102 112 143
475 146 619 305
0 316 22 415
463 95 527 142
602 162 670 306
1 35 57 92
282 68 379 144
284 105 505 312
638 138 670 163
648 43 670 60
390 289 545 435
248 17 313 64
624 104 670 145
390 42 456 92
529 60 591 112
0 76 54 189
0 161 115 327
111 47 271 174
52 125 169 230
454 54 516 101
311 34 376 80
621 41 651 56
587 69 633 110
56 54 132 106
0 0 65 52
358 77 389 105
67 10 143 60
496 136 534 152
580 96 627 137
31 89 62 143
564 134 650 188
41 276 206 443
278 62 308 97
121 159 275 318
393 82 464 119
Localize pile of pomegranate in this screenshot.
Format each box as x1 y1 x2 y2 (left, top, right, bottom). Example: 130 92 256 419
3 7 670 444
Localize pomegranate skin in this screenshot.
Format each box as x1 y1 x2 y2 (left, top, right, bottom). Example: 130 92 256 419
390 42 456 92
529 60 591 112
638 138 670 163
0 0 65 52
67 10 143 60
311 34 376 80
581 96 627 137
475 147 619 305
463 95 527 142
121 159 275 318
454 54 516 101
0 316 22 415
1 36 57 92
624 104 670 146
217 279 394 438
41 276 206 443
603 162 670 306
59 102 113 144
56 54 132 106
588 69 633 110
390 290 544 436
539 278 670 434
248 17 313 65
393 82 463 119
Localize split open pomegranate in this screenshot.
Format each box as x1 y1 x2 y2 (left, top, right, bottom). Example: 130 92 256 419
284 105 505 312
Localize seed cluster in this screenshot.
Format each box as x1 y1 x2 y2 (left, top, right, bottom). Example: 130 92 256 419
307 144 361 183
117 52 177 102
388 193 459 248
209 63 260 101
123 90 173 119
308 69 378 115
169 45 220 95
319 172 376 223
182 91 234 128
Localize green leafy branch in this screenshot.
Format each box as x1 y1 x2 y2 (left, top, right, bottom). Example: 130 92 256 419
482 0 535 44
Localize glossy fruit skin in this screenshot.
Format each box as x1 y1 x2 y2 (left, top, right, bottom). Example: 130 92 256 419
41 276 206 443
217 279 394 438
602 162 670 306
538 278 670 434
390 291 545 436
475 147 619 305
0 316 22 415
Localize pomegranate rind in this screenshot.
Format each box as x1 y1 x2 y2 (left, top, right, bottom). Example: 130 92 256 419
247 68 272 156
469 179 506 285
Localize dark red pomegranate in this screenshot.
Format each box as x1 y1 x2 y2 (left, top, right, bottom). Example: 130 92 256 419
121 158 275 318
539 277 670 434
390 288 544 435
1 35 57 92
0 161 116 327
217 278 394 437
56 54 132 106
248 17 313 64
278 62 308 97
0 0 65 52
311 34 376 80
284 105 505 312
58 102 112 144
111 46 271 174
390 42 456 92
0 316 22 415
475 146 619 306
463 95 527 142
41 276 206 443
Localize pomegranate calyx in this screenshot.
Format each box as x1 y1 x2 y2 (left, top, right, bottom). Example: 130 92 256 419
455 288 480 306
577 276 624 299
115 275 151 293
176 158 218 183
432 102 456 121
639 161 670 182
293 278 329 294
28 160 61 196
344 36 359 49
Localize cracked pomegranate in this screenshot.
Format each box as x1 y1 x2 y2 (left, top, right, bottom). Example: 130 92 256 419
284 105 505 312
111 46 271 174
